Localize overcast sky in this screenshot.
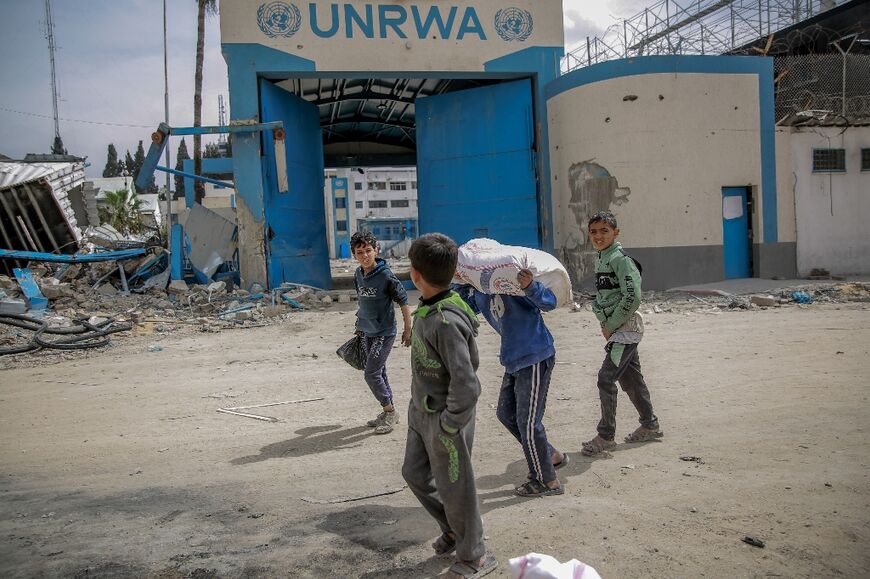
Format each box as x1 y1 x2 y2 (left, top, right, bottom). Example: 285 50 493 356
0 1 647 179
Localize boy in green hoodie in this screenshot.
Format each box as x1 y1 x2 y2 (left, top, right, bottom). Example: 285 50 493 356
402 233 497 579
582 211 663 457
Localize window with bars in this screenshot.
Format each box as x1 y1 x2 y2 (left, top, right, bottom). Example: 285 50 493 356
355 201 363 209
862 149 870 171
389 182 407 190
336 220 347 232
390 199 409 208
812 149 846 172
354 182 363 190
369 200 388 208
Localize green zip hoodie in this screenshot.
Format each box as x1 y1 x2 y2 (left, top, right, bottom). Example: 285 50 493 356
410 291 481 433
592 241 643 333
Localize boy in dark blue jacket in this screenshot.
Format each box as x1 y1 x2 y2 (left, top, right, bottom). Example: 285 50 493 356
352 231 412 435
458 269 567 497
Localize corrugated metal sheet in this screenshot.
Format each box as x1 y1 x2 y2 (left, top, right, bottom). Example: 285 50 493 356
0 162 82 190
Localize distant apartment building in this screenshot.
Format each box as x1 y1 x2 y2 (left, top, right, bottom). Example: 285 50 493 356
324 167 418 258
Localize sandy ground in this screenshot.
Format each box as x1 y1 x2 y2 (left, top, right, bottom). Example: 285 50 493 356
1 298 869 578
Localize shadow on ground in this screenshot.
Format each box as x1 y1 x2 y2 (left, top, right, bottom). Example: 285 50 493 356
230 425 373 465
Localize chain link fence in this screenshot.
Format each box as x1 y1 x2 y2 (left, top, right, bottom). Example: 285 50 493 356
775 53 870 124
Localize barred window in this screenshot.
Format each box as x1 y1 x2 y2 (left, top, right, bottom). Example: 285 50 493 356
812 149 845 172
389 182 407 191
355 201 363 209
390 199 409 208
354 182 363 190
336 220 347 232
862 149 870 171
369 200 388 208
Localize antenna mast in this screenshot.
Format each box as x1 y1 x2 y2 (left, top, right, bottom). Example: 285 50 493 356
218 94 228 145
44 0 61 144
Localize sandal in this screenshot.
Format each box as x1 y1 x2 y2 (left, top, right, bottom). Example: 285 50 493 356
527 452 571 480
514 479 564 498
581 436 616 457
624 426 664 443
432 532 456 556
446 553 498 579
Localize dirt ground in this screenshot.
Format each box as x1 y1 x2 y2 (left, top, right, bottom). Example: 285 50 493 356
1 296 869 578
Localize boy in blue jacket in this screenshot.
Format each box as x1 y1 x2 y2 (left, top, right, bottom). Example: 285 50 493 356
458 269 567 497
352 231 412 435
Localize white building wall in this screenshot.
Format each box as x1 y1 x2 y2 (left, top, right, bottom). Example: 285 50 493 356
789 126 870 275
548 72 770 287
549 72 762 250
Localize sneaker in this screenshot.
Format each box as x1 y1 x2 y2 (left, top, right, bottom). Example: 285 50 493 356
374 411 399 434
366 411 387 428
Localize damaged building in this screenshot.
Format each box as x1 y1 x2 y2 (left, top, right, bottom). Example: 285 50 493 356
0 155 94 276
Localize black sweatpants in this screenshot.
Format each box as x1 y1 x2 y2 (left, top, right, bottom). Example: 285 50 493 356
596 342 658 441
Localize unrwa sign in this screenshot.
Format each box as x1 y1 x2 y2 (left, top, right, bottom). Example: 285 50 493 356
256 2 534 42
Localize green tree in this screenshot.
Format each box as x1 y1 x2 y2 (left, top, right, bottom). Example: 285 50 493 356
51 135 67 155
102 144 120 177
124 151 134 177
194 0 219 204
97 188 144 235
203 142 221 158
175 138 190 200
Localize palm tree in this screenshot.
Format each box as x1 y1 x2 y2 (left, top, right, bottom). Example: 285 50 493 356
97 189 144 235
193 0 219 205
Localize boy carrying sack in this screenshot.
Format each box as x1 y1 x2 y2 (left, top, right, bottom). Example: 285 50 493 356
582 210 662 457
402 233 497 579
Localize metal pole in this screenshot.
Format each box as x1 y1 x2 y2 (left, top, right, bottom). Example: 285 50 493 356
586 36 592 66
163 0 172 253
623 19 628 57
44 0 61 145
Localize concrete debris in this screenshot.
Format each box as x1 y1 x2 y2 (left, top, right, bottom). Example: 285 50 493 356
749 295 778 307
167 280 190 294
95 283 117 297
0 298 27 314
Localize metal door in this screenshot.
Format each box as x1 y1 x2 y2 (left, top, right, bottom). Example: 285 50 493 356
416 79 539 247
260 79 330 288
722 186 751 279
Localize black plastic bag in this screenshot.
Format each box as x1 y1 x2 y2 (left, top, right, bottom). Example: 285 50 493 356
336 335 365 370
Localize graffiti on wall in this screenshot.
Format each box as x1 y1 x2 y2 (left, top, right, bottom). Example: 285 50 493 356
559 160 631 287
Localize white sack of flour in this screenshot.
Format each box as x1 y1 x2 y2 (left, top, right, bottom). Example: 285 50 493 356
453 238 573 307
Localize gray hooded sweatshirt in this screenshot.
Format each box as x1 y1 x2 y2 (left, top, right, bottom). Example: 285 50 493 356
410 291 481 433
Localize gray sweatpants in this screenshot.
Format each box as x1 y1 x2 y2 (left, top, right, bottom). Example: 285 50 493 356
596 341 659 441
402 406 485 562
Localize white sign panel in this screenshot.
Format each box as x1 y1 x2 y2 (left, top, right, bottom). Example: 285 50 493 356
723 195 744 220
221 0 564 72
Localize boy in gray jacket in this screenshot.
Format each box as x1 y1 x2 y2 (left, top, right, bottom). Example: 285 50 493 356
402 233 497 579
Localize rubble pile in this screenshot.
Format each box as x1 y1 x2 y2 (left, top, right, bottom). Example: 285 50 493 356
572 282 870 315
0 258 359 359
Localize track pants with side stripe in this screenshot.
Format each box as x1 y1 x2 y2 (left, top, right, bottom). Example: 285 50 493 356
496 355 558 485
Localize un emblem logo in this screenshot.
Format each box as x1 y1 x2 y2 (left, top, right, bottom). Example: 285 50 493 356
494 7 533 42
257 2 302 38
